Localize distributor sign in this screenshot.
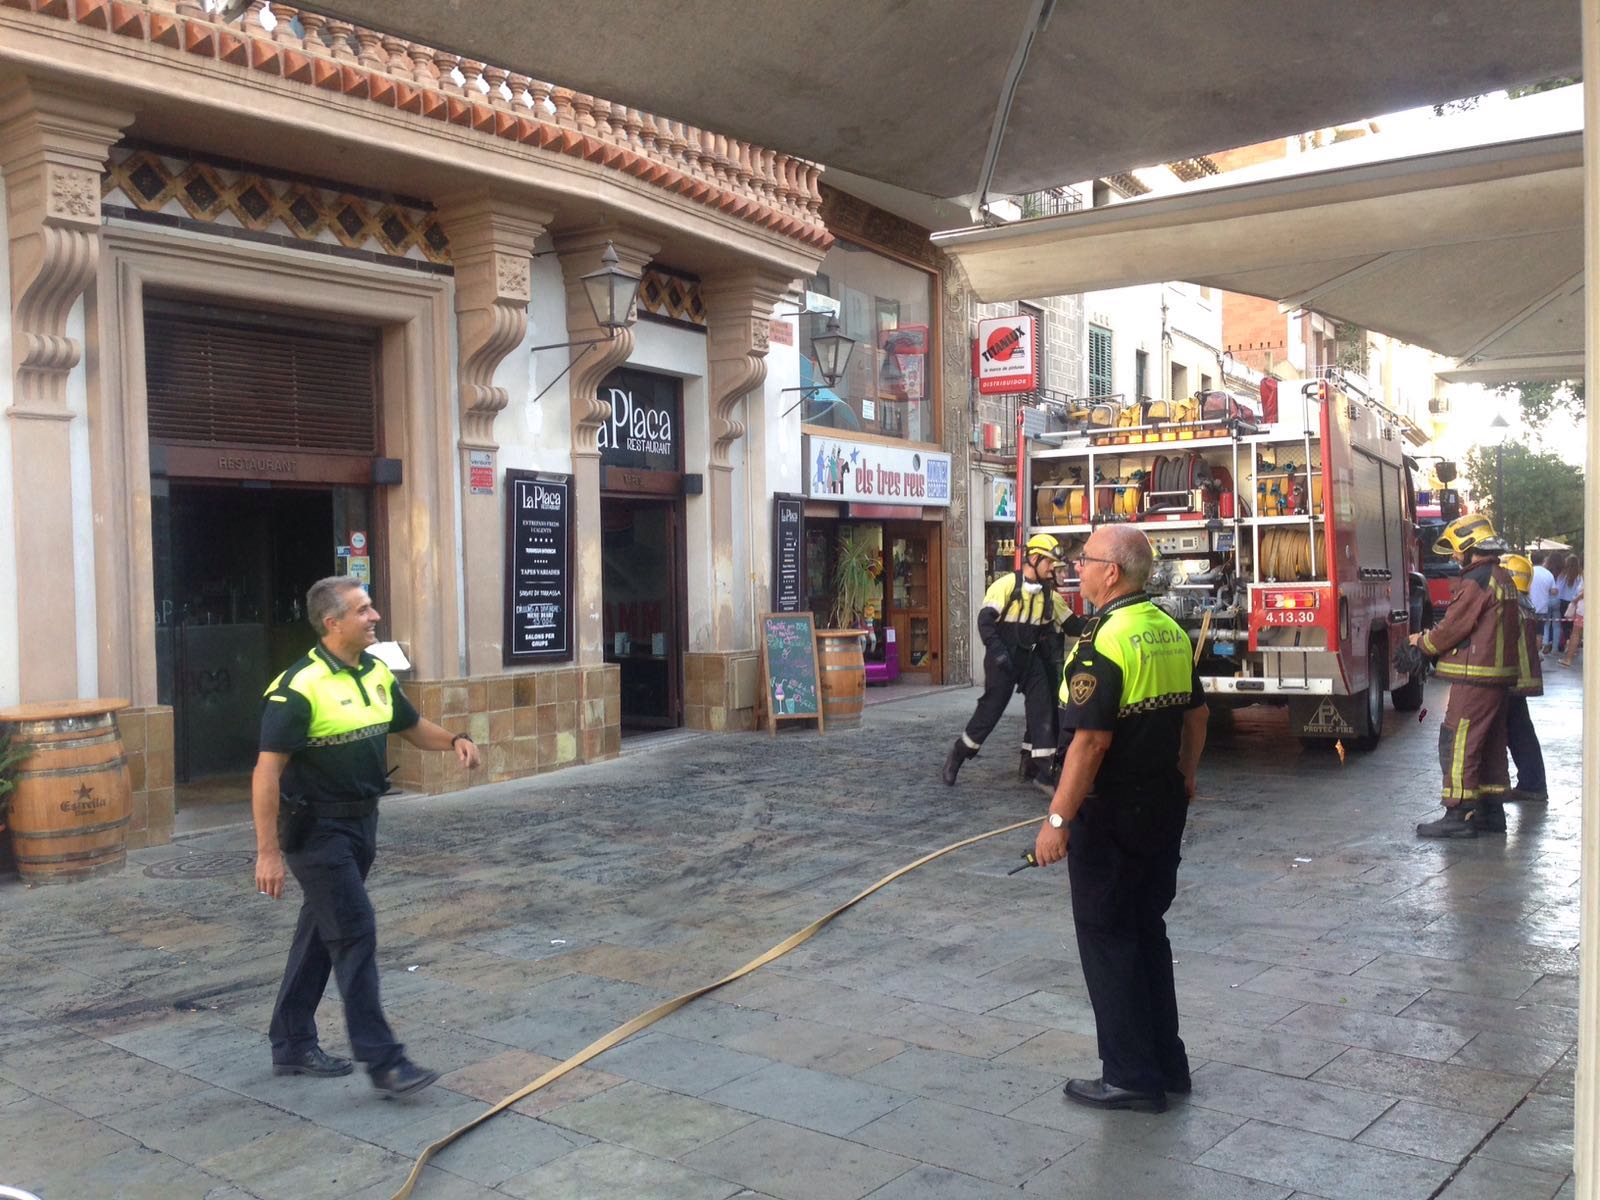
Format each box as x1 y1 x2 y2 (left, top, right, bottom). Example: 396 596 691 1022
975 314 1037 395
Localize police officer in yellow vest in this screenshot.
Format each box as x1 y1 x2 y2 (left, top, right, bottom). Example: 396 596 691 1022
253 576 480 1097
944 533 1075 787
1033 526 1208 1114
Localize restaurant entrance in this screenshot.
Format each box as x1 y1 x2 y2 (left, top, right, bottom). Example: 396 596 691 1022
600 496 686 730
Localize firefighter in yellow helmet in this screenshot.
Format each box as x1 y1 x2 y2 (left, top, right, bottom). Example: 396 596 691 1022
1500 554 1548 803
1409 514 1522 837
944 532 1079 787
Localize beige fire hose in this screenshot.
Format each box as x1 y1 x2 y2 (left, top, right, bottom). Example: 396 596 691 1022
1194 608 1213 665
389 814 1042 1199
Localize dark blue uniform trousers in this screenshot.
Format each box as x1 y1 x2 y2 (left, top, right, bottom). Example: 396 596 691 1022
268 813 404 1073
1068 791 1190 1095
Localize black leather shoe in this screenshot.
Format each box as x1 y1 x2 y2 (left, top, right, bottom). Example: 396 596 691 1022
370 1058 439 1098
272 1046 354 1077
1064 1076 1167 1113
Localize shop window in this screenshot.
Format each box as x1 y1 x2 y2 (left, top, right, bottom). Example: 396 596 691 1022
1088 325 1113 397
800 240 935 443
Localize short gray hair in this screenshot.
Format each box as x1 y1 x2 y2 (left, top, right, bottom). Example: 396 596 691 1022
1103 525 1154 589
307 576 362 634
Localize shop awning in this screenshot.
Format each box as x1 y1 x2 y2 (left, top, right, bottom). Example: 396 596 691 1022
931 132 1584 386
300 1 1579 205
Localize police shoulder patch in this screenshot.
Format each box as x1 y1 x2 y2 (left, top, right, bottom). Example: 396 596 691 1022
1069 672 1097 706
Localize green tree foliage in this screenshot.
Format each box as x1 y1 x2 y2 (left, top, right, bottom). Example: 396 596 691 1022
1507 77 1580 98
1465 440 1585 550
1333 323 1369 376
1492 380 1584 429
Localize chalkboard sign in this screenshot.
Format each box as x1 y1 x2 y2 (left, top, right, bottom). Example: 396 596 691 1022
771 495 804 614
504 470 574 664
758 611 824 735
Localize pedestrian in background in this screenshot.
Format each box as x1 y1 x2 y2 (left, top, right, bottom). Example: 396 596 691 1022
1560 581 1584 668
1528 552 1557 655
1556 555 1582 652
254 576 480 1097
1033 525 1207 1114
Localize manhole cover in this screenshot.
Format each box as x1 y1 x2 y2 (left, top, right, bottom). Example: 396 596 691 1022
144 852 255 879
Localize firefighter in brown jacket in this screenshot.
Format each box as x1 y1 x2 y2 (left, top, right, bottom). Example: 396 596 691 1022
1409 515 1522 838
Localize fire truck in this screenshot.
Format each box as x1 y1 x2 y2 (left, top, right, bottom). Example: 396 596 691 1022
1022 372 1429 749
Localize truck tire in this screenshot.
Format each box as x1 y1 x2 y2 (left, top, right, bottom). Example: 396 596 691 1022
1350 640 1385 751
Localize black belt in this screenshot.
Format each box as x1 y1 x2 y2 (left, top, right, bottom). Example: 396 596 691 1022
311 799 379 819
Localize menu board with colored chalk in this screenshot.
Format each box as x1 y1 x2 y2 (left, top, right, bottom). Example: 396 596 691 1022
758 611 823 735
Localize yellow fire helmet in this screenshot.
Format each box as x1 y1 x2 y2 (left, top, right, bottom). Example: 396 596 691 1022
1502 553 1533 594
1024 532 1064 563
1432 513 1499 557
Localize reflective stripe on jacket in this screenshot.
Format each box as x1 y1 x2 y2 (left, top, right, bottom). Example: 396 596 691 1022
1419 559 1520 686
1514 599 1544 697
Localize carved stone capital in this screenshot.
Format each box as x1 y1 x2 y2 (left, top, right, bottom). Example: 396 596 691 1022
553 225 659 457
0 80 133 414
702 268 795 467
433 193 551 448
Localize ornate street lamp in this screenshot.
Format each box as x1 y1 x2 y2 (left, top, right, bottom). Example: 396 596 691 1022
578 241 642 333
809 315 856 387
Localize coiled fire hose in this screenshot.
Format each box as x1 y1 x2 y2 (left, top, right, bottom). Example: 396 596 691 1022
388 815 1042 1199
1260 527 1314 581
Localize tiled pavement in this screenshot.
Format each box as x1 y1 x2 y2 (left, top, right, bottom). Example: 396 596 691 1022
0 664 1584 1199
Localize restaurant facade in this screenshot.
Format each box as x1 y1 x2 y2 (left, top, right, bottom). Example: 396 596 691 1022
0 1 828 844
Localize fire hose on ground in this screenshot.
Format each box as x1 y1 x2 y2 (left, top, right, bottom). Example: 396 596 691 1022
388 815 1043 1199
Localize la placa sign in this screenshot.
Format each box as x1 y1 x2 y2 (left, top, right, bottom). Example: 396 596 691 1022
974 313 1037 395
804 435 952 507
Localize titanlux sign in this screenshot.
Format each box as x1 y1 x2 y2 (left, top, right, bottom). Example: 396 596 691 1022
597 368 681 473
504 470 574 663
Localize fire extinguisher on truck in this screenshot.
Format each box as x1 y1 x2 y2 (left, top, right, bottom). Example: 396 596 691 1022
1022 372 1433 749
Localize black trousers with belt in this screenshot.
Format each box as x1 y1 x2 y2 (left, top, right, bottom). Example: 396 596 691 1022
1506 695 1547 795
964 641 1060 757
1067 783 1189 1094
268 812 404 1073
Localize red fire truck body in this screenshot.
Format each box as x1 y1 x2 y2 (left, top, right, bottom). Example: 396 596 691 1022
1023 375 1428 748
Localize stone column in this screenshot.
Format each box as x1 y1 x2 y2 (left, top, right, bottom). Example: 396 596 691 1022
701 268 792 650
553 225 658 664
433 193 551 676
0 80 133 702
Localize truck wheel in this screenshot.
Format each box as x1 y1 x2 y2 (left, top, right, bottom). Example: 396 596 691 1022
1350 641 1385 751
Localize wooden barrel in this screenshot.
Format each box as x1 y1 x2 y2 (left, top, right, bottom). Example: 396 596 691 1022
815 631 866 729
1 699 132 886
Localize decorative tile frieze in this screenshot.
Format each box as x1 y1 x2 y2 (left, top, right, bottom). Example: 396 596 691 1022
637 266 706 327
102 145 450 265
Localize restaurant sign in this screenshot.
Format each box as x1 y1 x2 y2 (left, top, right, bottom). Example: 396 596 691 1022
804 435 951 508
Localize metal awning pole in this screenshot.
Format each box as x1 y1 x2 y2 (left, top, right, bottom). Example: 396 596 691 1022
1575 2 1599 1196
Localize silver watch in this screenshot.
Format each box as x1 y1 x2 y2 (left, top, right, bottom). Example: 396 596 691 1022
1047 812 1065 829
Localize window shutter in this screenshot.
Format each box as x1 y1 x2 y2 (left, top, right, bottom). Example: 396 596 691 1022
145 302 379 454
1089 326 1113 397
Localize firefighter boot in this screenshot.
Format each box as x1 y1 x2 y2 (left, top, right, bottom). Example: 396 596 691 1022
1019 749 1035 782
943 738 978 786
1416 801 1482 839
1477 797 1507 833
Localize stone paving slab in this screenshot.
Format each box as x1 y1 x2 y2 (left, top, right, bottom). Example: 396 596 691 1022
0 670 1583 1199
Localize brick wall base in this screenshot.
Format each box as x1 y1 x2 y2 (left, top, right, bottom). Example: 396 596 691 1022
388 664 621 795
684 651 759 732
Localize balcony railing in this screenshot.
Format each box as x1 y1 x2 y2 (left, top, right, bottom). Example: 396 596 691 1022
4 0 828 246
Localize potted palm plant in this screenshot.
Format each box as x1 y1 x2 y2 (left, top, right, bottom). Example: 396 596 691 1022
0 728 24 878
818 527 879 728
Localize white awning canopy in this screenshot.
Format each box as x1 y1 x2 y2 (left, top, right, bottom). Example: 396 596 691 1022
302 1 1579 206
932 133 1584 385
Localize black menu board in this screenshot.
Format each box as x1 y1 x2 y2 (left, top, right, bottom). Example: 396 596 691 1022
771 494 804 613
503 470 573 663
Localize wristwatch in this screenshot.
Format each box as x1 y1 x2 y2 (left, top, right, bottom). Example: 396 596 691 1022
1047 812 1065 829
451 733 473 747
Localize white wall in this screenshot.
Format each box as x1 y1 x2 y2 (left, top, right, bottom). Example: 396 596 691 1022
1084 282 1224 404
0 179 16 707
